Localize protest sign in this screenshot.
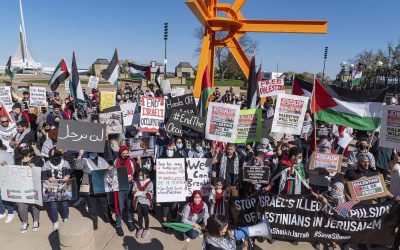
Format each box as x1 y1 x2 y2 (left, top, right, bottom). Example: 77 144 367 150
65 80 70 93
100 91 116 111
205 102 240 143
309 152 343 173
156 158 186 203
166 110 205 138
258 78 285 97
379 105 400 149
57 120 106 153
347 174 390 201
127 136 155 158
0 165 42 206
120 103 137 127
0 86 13 111
243 166 270 183
171 87 185 97
42 179 77 202
186 158 212 196
230 194 398 245
88 76 99 89
271 94 309 135
140 96 165 132
91 167 129 194
29 86 47 107
99 111 123 134
161 79 171 94
236 109 262 143
165 94 197 119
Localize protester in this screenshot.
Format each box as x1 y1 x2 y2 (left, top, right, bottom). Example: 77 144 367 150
209 178 228 216
132 168 153 238
347 137 376 170
10 120 35 148
181 190 209 242
0 139 15 224
0 115 17 153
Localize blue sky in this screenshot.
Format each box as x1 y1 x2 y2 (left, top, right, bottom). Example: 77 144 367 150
1 0 399 78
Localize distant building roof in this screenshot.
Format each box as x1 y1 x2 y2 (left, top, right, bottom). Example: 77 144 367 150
93 58 109 65
176 62 193 68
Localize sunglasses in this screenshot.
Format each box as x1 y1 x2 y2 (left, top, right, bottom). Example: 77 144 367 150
0 120 9 124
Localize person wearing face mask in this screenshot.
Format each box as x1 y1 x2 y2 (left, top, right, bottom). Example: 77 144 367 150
0 115 17 153
132 168 153 238
188 140 210 158
181 190 209 242
175 138 188 158
162 142 180 158
46 104 65 127
347 137 376 170
240 153 269 197
36 122 51 151
41 148 71 231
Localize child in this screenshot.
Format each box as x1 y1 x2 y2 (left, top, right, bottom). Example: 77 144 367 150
209 178 229 216
132 168 153 238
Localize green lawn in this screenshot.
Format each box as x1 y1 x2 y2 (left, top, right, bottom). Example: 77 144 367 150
20 79 109 85
185 78 245 86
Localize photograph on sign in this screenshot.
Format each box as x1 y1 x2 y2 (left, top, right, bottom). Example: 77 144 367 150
42 179 77 202
91 167 129 194
205 102 240 143
99 111 123 134
126 136 155 158
235 109 262 143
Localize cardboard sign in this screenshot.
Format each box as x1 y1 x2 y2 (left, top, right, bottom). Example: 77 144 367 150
258 78 285 97
42 179 77 202
347 175 390 201
99 111 123 134
186 158 212 196
156 158 186 203
309 152 343 173
100 91 116 111
271 94 309 135
205 102 240 143
140 96 165 133
379 105 400 149
57 120 106 153
165 94 197 119
91 167 129 194
0 86 13 111
29 86 47 107
120 103 138 127
88 76 99 89
236 109 262 143
0 165 43 206
127 136 155 158
65 80 70 93
166 110 205 138
243 166 270 183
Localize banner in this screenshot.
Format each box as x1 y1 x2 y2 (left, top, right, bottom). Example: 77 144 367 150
185 158 212 196
309 152 343 173
166 110 205 138
156 158 186 203
91 167 129 194
243 166 270 183
347 175 390 201
165 94 197 119
0 86 13 111
230 194 398 245
205 102 240 143
235 109 262 143
140 96 165 133
0 165 43 206
271 94 309 135
57 120 106 153
29 87 47 107
127 136 155 158
120 103 137 127
100 91 116 111
379 105 400 149
42 179 77 202
88 76 99 89
258 78 285 97
99 111 123 134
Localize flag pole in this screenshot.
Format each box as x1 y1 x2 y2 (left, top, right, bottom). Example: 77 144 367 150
312 76 318 153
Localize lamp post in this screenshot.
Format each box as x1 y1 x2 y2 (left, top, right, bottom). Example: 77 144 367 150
348 64 355 82
164 22 168 80
340 61 347 86
322 46 328 84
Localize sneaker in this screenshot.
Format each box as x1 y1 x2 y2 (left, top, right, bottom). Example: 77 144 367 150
73 197 85 207
116 227 124 237
32 221 39 232
136 229 143 238
199 233 203 239
141 229 149 238
85 204 89 212
186 238 191 242
0 213 6 220
63 218 68 223
52 222 59 231
127 221 135 232
5 214 14 224
20 222 29 233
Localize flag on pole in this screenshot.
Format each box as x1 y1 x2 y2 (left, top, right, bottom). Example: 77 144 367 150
128 62 151 80
102 49 119 87
198 64 212 117
5 56 14 79
352 63 362 87
334 200 359 218
246 55 258 109
154 67 162 92
0 103 13 123
292 77 313 98
48 58 70 91
69 52 85 104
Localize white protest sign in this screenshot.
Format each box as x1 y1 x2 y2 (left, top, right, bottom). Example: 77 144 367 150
186 158 212 196
0 165 43 206
156 158 186 202
379 105 400 149
120 103 137 127
171 87 185 97
29 86 47 107
161 79 171 94
88 76 99 89
0 86 13 111
258 78 285 97
65 80 70 93
140 96 165 132
205 102 240 143
271 94 309 135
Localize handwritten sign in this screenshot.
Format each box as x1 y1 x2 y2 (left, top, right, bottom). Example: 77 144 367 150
88 76 99 89
236 109 262 143
127 136 155 158
0 165 43 206
100 91 116 111
165 94 197 119
166 110 205 138
205 102 240 143
91 167 129 194
156 158 186 202
186 158 212 196
258 78 285 97
309 152 343 173
243 166 270 183
99 111 123 134
29 86 47 107
120 103 138 127
57 120 106 153
271 94 309 135
42 179 77 202
380 105 400 149
0 86 13 111
140 96 165 133
347 175 390 201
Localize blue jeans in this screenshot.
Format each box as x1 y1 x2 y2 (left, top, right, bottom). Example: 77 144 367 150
49 201 69 223
116 186 133 227
0 198 14 215
185 228 200 239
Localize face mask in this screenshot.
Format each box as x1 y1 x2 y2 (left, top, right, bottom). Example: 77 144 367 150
88 153 98 160
166 150 174 158
296 159 302 164
176 143 183 149
121 155 128 160
195 146 203 153
359 144 367 150
44 128 51 133
138 176 144 181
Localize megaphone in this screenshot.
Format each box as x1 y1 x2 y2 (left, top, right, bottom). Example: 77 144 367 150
234 220 272 240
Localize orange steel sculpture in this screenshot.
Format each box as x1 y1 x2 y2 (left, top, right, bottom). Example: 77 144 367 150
185 0 328 98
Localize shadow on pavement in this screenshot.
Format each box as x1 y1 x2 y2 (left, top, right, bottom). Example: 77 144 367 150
48 230 60 250
122 236 164 250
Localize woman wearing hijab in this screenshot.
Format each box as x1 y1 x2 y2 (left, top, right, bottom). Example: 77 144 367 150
181 190 209 242
132 168 153 238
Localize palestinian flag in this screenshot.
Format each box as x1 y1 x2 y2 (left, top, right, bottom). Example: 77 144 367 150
1 103 13 123
102 49 119 86
292 77 313 98
128 62 150 80
48 58 69 91
69 52 85 103
246 55 258 109
198 65 212 117
352 63 362 87
5 56 14 79
311 79 386 131
154 67 162 92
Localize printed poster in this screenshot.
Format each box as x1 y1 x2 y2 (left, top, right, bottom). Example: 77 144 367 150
140 96 165 133
0 86 13 111
156 158 186 202
379 105 400 149
258 78 285 97
29 87 47 107
88 76 99 89
235 109 262 143
42 179 77 202
205 102 240 143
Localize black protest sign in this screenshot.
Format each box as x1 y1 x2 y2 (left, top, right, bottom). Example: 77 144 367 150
57 120 106 153
165 94 197 120
243 166 270 183
166 110 205 138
